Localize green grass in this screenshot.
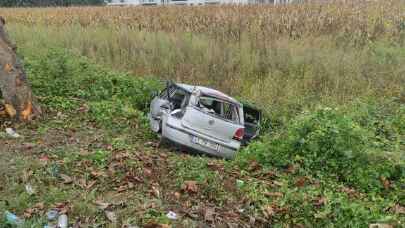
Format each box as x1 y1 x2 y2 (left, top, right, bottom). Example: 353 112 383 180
0 15 404 227
7 24 405 123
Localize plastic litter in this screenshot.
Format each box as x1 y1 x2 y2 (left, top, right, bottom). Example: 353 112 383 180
43 225 56 228
236 179 245 188
57 214 68 228
46 210 59 221
105 210 117 223
25 184 35 195
166 211 178 220
4 211 24 226
5 128 21 138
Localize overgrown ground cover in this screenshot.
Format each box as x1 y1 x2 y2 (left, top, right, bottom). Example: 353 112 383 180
1 1 405 120
0 44 404 227
1 1 405 227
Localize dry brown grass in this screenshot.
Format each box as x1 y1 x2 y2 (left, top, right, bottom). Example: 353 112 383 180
1 1 405 118
1 1 404 41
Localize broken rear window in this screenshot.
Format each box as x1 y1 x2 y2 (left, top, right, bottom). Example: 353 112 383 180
198 96 240 123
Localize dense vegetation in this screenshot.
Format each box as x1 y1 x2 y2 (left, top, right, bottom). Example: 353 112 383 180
0 1 404 227
1 1 404 120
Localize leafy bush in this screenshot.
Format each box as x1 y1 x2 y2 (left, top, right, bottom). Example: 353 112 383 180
25 48 161 113
237 105 404 193
88 99 144 129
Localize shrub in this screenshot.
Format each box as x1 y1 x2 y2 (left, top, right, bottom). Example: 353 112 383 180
237 105 404 193
25 48 161 111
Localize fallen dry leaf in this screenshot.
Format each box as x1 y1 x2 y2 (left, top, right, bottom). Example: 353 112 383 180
23 208 35 218
53 202 70 214
182 181 198 193
33 202 45 210
174 192 181 200
248 161 261 172
286 164 296 174
91 170 107 178
86 180 97 190
313 196 327 207
76 179 97 190
295 177 307 187
380 176 390 190
77 104 89 113
392 204 405 214
22 170 33 182
151 185 160 198
144 168 153 177
60 174 73 184
23 202 45 218
95 200 110 210
116 185 128 193
39 155 49 165
22 143 35 150
204 207 215 222
264 192 283 198
369 224 394 228
105 210 117 223
263 205 275 218
144 223 171 228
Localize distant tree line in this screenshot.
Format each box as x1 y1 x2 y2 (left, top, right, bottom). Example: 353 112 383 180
0 0 106 7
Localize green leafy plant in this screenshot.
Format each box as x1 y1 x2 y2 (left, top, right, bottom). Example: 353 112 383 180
237 106 404 193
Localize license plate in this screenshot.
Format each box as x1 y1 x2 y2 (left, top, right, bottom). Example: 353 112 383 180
191 136 219 151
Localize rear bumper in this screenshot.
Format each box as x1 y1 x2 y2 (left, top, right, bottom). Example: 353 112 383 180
163 121 240 159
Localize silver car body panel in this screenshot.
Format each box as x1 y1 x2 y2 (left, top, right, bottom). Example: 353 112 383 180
149 82 245 158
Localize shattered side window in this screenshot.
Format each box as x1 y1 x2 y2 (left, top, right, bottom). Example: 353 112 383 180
160 86 176 99
170 89 189 110
198 97 240 123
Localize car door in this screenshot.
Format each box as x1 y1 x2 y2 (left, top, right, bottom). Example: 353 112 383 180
150 85 175 119
181 94 244 143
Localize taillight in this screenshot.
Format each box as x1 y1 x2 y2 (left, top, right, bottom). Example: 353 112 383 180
233 128 245 141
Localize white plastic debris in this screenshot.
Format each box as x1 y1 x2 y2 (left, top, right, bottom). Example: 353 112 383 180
43 225 56 228
105 211 117 223
5 128 21 138
4 211 24 226
46 210 59 221
236 179 245 188
57 214 68 228
25 184 35 195
166 211 178 220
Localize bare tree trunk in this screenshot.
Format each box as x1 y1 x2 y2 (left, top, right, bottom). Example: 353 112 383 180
0 16 40 121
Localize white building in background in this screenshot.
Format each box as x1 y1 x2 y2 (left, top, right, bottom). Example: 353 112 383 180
107 0 293 6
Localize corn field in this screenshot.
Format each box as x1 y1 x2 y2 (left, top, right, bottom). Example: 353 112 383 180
1 1 405 118
1 1 405 41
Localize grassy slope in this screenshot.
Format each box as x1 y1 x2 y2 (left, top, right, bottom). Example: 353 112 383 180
0 43 403 227
0 3 404 226
6 23 405 122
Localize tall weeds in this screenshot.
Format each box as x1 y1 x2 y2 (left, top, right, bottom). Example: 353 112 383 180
1 1 404 120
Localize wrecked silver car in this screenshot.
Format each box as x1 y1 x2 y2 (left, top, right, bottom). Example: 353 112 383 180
149 82 261 158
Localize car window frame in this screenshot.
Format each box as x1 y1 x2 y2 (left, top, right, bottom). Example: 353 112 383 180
194 95 241 125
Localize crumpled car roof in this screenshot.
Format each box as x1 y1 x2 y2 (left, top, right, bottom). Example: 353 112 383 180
176 83 241 105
